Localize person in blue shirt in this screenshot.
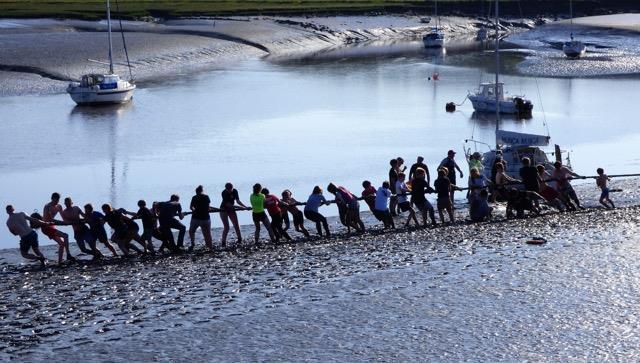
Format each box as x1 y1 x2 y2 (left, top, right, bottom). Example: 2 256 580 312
304 186 330 238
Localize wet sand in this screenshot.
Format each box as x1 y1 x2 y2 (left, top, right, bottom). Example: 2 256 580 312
0 15 501 96
3 13 640 95
1 179 640 361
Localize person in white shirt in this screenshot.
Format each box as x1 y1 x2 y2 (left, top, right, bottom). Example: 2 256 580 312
373 181 395 230
395 172 419 228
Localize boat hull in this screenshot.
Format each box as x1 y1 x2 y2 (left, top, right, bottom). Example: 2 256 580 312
468 96 533 115
563 41 586 59
423 37 445 48
67 86 135 106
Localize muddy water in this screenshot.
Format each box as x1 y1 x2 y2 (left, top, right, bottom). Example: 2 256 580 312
2 181 640 361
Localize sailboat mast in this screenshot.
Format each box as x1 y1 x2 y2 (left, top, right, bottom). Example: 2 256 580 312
106 0 114 74
435 0 438 30
569 0 574 40
494 0 500 147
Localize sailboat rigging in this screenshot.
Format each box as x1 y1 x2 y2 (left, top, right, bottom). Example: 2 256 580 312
66 0 136 106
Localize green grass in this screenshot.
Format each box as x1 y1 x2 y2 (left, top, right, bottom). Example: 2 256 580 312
0 1 430 19
0 0 626 20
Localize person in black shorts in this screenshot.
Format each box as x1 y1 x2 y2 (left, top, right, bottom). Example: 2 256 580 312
410 168 437 227
157 195 186 251
102 204 146 256
389 159 399 216
6 205 47 266
219 182 248 247
281 189 310 237
434 168 455 223
189 185 216 251
83 204 119 257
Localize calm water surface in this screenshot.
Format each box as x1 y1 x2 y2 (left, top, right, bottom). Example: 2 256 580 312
1 39 639 248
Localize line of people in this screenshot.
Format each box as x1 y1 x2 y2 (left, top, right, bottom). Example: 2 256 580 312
5 150 615 266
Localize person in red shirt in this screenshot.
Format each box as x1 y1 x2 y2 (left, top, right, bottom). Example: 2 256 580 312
361 180 377 215
262 188 291 242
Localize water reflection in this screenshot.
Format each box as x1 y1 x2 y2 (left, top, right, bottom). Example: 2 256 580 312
68 102 133 206
68 101 133 120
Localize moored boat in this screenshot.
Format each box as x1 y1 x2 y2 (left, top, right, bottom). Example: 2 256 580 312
67 0 135 106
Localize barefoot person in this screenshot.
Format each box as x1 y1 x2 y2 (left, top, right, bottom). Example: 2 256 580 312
536 165 570 211
304 186 331 238
552 161 584 209
250 183 275 245
281 189 310 238
158 194 186 251
439 150 464 204
396 172 419 228
435 168 455 223
327 183 365 233
61 197 102 259
374 181 395 230
83 204 118 257
123 200 164 253
361 180 377 215
220 182 247 247
262 188 291 242
102 204 146 256
6 205 46 266
42 192 75 263
596 168 615 209
389 159 399 216
189 185 216 251
410 168 437 227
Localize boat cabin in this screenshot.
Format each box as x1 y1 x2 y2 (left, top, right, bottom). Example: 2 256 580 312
477 82 505 101
80 74 120 90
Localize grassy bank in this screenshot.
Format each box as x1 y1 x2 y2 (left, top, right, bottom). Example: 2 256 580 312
0 0 637 20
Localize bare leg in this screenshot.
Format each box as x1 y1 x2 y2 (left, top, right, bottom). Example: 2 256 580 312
447 206 454 223
254 221 261 244
229 212 242 244
262 216 275 242
100 236 118 256
220 212 230 246
202 224 213 249
188 225 197 249
55 232 74 260
21 249 42 262
114 239 130 256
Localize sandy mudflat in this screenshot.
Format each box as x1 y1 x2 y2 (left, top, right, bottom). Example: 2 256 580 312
0 15 486 95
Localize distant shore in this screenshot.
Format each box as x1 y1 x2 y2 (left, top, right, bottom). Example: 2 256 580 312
1 13 639 96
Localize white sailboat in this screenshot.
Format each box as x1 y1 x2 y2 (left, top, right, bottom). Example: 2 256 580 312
465 0 565 180
423 0 445 48
562 0 586 59
468 0 532 116
67 0 135 106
